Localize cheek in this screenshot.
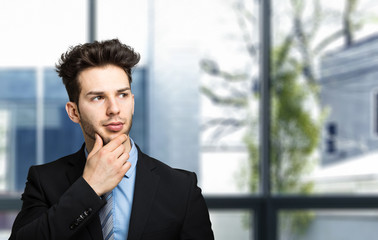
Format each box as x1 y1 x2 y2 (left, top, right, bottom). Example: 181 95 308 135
78 107 98 124
120 100 133 113
128 98 135 113
127 105 134 116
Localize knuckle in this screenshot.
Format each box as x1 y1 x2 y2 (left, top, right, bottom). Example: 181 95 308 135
98 149 108 156
107 152 116 161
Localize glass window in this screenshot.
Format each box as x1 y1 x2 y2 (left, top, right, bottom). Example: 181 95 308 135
210 210 252 240
0 110 10 192
279 210 378 240
0 0 88 67
97 0 148 66
272 0 378 195
0 1 86 194
199 0 260 195
0 211 17 240
372 90 378 137
0 69 37 192
0 66 146 194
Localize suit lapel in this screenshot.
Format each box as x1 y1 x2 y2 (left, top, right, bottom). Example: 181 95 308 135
66 144 103 240
127 148 160 240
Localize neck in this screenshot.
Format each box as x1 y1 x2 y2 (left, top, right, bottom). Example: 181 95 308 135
123 137 132 152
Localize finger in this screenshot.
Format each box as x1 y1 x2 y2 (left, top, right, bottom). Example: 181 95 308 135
121 161 132 175
103 134 128 152
113 143 126 158
88 133 103 159
117 152 130 165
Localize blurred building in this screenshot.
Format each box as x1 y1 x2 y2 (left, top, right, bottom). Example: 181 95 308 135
315 34 378 193
320 34 378 166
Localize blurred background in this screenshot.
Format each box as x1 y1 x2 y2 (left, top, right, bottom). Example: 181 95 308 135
2 0 378 239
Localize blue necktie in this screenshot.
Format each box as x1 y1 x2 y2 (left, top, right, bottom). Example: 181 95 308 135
99 191 114 240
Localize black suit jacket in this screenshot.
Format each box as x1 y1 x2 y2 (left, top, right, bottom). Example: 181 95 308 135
9 145 214 240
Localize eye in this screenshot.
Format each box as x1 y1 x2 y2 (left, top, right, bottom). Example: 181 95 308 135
120 93 129 98
92 96 103 101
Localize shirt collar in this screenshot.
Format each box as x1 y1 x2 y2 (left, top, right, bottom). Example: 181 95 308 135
84 137 138 178
126 138 138 178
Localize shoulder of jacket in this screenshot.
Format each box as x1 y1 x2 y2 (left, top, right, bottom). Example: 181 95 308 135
30 145 84 171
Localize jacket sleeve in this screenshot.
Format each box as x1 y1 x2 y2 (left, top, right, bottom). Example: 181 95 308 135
9 166 105 240
180 173 214 240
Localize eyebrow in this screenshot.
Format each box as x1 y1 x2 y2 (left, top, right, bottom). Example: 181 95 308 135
117 87 131 92
86 87 131 96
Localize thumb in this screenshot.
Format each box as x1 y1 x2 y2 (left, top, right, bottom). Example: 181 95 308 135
88 134 103 159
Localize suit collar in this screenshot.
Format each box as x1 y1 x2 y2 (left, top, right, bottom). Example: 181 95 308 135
127 145 160 240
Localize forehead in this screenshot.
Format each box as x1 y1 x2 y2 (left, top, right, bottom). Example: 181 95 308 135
78 65 130 92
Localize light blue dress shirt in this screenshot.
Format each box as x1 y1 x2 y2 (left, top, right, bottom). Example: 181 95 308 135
113 138 138 239
85 138 138 240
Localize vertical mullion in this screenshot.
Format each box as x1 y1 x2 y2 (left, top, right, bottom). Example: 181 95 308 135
267 199 277 240
259 0 272 198
254 201 266 240
146 0 155 154
36 67 44 165
88 0 96 42
258 0 273 240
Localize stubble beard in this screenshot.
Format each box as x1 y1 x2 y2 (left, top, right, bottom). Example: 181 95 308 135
81 116 133 145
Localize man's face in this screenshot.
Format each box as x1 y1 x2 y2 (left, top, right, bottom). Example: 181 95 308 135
68 64 134 147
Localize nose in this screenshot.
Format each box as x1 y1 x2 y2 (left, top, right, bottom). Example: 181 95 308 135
106 97 120 116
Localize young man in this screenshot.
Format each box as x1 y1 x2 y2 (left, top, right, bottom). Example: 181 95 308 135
9 39 214 240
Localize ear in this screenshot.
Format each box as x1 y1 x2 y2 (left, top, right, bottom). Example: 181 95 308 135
65 102 81 123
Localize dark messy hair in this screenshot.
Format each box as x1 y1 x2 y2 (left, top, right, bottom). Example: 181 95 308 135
55 39 140 104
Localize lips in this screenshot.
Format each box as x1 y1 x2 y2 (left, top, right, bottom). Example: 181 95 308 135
105 122 124 132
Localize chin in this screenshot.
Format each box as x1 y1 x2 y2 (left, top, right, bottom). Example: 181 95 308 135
102 132 128 144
